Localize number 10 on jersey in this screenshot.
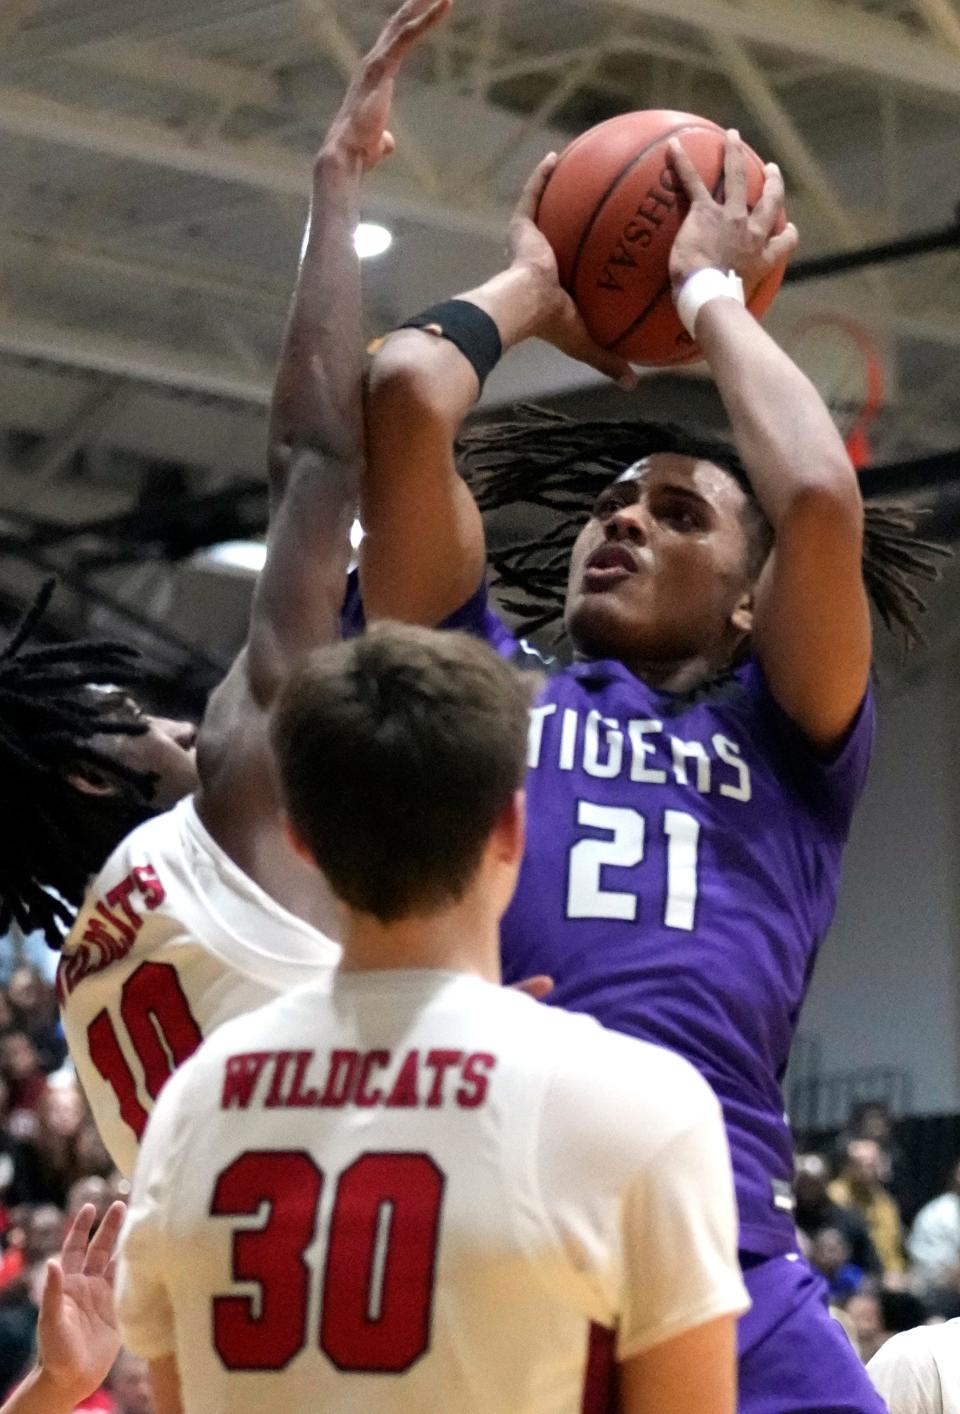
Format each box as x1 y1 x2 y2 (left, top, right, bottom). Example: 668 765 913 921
567 803 701 929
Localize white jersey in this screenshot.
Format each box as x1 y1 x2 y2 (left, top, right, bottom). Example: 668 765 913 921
59 796 339 1177
117 970 749 1414
868 1320 960 1414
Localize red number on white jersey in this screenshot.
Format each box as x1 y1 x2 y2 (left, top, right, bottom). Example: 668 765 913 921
87 961 203 1140
211 1149 445 1374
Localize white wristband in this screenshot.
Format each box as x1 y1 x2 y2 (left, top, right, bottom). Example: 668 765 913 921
676 268 746 338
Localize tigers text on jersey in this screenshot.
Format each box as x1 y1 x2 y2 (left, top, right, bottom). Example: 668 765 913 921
58 796 340 1177
401 582 874 1258
117 970 747 1414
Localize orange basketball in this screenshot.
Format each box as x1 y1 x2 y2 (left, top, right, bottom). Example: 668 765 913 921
535 110 787 367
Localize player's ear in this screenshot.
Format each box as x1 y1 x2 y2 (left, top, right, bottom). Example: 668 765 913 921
283 815 315 867
730 589 754 638
68 769 118 798
494 790 526 867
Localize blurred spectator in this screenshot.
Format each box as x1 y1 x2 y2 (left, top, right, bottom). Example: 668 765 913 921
9 1082 88 1209
848 1100 911 1212
847 1289 887 1364
795 1152 882 1275
73 1123 113 1186
0 1036 46 1123
6 969 66 1075
108 1352 153 1414
908 1158 960 1298
0 1204 66 1293
830 1137 907 1276
811 1226 865 1303
66 1179 112 1228
867 1317 960 1412
0 1204 66 1392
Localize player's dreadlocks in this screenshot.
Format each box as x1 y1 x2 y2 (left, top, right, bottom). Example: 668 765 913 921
0 581 160 947
459 405 948 648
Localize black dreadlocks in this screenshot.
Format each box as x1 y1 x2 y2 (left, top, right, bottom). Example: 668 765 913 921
459 406 948 649
0 581 159 948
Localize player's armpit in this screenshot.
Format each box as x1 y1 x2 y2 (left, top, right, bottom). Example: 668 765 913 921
618 1312 737 1414
148 1355 185 1414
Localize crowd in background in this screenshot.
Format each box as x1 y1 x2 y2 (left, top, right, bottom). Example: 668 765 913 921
0 965 956 1404
798 1102 960 1362
0 962 151 1413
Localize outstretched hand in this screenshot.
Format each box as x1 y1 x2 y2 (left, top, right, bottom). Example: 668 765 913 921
322 0 451 172
508 155 638 388
37 1201 126 1403
667 130 798 295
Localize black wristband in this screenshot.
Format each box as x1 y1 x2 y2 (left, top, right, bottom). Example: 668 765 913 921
398 299 503 391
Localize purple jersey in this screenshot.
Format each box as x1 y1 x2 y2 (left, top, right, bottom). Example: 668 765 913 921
342 577 874 1256
467 586 871 1256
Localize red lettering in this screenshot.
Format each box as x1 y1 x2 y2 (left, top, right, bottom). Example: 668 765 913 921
385 1049 420 1108
424 1050 463 1108
222 1053 273 1110
286 1051 320 1108
81 917 121 956
356 1051 390 1108
106 876 142 930
265 1051 297 1108
94 901 136 947
456 1052 496 1108
320 1050 359 1107
133 864 165 910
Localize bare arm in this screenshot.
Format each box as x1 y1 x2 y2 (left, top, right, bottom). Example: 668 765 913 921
620 1314 737 1414
196 0 450 859
148 1356 184 1414
669 135 870 752
362 157 636 626
243 144 364 705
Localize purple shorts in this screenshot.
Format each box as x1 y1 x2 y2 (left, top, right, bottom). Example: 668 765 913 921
738 1254 888 1414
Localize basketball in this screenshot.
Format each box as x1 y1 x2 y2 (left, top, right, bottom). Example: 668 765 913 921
535 110 787 366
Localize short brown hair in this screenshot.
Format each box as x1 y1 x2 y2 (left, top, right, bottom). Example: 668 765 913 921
271 623 530 922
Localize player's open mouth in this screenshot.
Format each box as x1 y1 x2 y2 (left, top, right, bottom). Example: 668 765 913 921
583 542 638 589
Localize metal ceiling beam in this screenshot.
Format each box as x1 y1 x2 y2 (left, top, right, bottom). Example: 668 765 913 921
26 380 126 483
484 37 728 86
912 0 960 51
64 39 281 111
470 0 507 97
706 32 862 247
0 312 272 404
606 0 960 100
456 49 601 195
0 83 510 240
0 0 37 50
0 226 289 312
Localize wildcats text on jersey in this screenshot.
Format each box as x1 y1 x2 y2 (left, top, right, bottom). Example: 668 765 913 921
57 865 166 1004
221 1046 497 1113
527 706 752 802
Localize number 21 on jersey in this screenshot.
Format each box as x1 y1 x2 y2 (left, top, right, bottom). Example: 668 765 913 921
567 802 700 929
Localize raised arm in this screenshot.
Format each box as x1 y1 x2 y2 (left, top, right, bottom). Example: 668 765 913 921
196 0 450 867
247 0 452 699
668 133 870 752
362 157 636 626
